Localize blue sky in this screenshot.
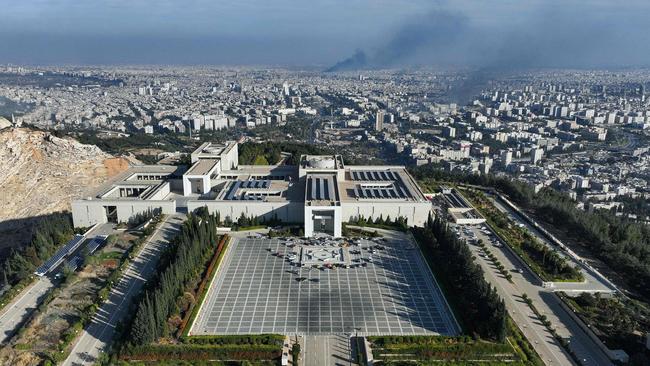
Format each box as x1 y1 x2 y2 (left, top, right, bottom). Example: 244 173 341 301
1 0 649 67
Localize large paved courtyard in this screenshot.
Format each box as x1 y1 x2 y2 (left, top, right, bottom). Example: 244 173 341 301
190 231 459 336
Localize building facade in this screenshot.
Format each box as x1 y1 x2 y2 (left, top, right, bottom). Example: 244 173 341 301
72 141 432 237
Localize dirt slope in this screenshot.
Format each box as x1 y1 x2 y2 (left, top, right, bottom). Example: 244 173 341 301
0 128 131 247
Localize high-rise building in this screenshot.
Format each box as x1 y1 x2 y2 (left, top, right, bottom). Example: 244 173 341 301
606 112 617 124
500 150 513 166
531 147 544 165
192 116 203 131
442 126 456 138
641 84 646 101
375 111 385 131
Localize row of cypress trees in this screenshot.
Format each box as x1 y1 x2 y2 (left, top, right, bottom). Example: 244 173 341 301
129 208 219 345
409 163 650 300
413 214 507 342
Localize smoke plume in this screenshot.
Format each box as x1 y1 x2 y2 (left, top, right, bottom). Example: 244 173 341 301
325 1 650 101
326 8 468 72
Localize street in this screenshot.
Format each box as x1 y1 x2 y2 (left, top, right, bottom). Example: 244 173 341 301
458 224 613 365
61 214 183 366
0 276 53 344
303 334 357 366
487 194 615 294
0 223 115 345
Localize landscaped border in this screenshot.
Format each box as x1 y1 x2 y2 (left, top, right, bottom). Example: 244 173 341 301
180 235 230 338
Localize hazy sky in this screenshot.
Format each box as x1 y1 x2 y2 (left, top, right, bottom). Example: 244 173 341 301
1 0 649 68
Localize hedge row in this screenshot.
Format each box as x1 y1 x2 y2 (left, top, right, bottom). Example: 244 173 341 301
373 343 515 357
120 344 282 362
368 335 474 347
182 334 284 346
178 235 229 337
370 336 518 362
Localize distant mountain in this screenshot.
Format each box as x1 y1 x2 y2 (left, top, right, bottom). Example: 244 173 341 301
0 128 131 248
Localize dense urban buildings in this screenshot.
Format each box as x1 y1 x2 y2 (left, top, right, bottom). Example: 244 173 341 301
3 65 649 225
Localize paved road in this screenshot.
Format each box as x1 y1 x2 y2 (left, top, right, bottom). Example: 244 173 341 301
461 226 574 366
0 276 53 344
487 195 614 294
460 225 613 365
0 223 115 345
308 117 323 144
61 214 183 366
303 334 357 366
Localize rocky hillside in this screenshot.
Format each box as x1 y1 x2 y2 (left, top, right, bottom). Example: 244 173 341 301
0 128 131 247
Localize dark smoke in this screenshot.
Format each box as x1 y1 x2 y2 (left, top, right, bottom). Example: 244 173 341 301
325 8 468 72
324 49 368 72
325 1 650 102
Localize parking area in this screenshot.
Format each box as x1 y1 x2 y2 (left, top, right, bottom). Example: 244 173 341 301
190 232 459 336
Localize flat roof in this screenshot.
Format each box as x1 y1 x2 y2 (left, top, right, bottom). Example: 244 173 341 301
223 165 298 178
92 165 180 199
186 158 220 176
98 181 168 200
300 154 344 170
214 179 302 202
305 174 339 206
339 167 426 203
207 165 303 202
443 190 471 209
192 141 237 159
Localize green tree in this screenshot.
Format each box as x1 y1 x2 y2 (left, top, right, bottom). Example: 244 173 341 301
413 214 507 342
128 212 220 346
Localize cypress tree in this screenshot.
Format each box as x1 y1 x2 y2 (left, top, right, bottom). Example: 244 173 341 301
131 293 155 345
128 212 220 345
413 214 508 342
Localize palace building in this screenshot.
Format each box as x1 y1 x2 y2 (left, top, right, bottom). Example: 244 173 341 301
72 141 432 237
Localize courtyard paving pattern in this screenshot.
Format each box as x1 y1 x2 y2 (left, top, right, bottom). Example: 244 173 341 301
191 233 459 336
